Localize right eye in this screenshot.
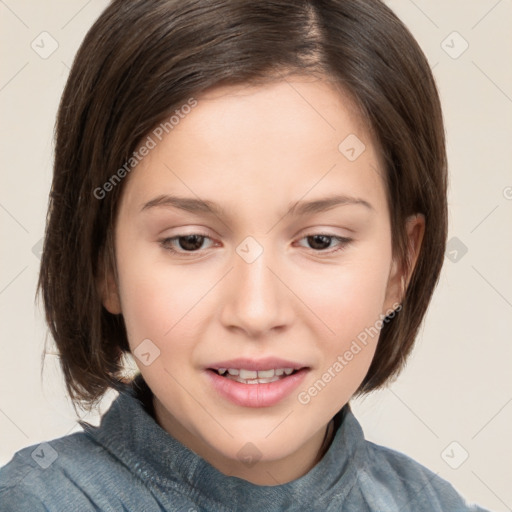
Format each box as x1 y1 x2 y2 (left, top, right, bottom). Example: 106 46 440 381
159 233 218 255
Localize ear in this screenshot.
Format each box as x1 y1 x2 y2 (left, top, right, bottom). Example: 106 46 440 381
96 249 122 315
383 213 425 312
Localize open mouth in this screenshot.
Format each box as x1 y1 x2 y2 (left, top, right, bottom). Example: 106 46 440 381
208 367 303 385
205 364 310 407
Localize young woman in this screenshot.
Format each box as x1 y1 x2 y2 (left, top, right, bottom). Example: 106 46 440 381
0 0 491 510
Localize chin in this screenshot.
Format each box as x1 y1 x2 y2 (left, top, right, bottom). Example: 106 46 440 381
206 422 311 460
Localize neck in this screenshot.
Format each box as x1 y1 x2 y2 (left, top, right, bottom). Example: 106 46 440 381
152 396 337 486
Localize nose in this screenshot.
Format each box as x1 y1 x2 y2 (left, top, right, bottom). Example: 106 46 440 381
219 242 292 338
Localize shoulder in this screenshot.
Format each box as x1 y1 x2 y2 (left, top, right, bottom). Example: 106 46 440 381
358 439 490 511
0 431 137 511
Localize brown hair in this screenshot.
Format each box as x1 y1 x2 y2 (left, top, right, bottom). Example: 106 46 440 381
37 0 447 410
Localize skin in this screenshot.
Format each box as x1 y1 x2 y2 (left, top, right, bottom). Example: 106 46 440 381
100 75 424 486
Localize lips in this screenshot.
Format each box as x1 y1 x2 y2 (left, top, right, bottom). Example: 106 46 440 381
205 357 310 408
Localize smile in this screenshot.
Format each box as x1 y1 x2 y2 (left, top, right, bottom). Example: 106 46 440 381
205 362 310 408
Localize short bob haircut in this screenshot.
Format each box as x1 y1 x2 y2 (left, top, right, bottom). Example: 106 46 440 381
37 0 447 410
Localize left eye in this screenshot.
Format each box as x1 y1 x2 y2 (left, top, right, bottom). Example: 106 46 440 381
296 234 352 253
160 232 352 256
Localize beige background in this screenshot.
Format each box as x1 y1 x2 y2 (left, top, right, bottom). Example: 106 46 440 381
1 1 511 510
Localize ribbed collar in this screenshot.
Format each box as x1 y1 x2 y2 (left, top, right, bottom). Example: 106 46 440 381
83 374 367 510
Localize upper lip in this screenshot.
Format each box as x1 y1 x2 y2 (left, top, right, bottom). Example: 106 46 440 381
207 357 308 371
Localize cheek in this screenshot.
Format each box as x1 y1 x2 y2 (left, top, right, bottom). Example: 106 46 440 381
293 238 392 397
295 259 389 412
300 251 392 338
115 242 213 349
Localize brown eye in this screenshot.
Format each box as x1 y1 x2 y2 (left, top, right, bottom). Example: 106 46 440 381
159 233 216 254
177 234 206 251
306 234 333 250
296 233 353 255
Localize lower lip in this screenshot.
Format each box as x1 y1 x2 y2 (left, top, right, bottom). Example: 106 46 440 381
205 368 309 408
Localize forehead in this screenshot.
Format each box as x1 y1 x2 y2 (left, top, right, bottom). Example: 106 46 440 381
173 76 371 157
118 76 387 221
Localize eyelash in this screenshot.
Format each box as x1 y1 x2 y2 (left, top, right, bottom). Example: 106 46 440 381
158 232 353 257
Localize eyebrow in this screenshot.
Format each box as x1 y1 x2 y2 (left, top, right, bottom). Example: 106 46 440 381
140 194 374 217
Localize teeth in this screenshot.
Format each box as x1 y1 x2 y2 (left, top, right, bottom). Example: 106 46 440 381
257 369 275 378
215 367 297 379
239 369 258 379
242 376 280 384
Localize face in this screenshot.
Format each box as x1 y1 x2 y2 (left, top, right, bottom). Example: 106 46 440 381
101 76 423 485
